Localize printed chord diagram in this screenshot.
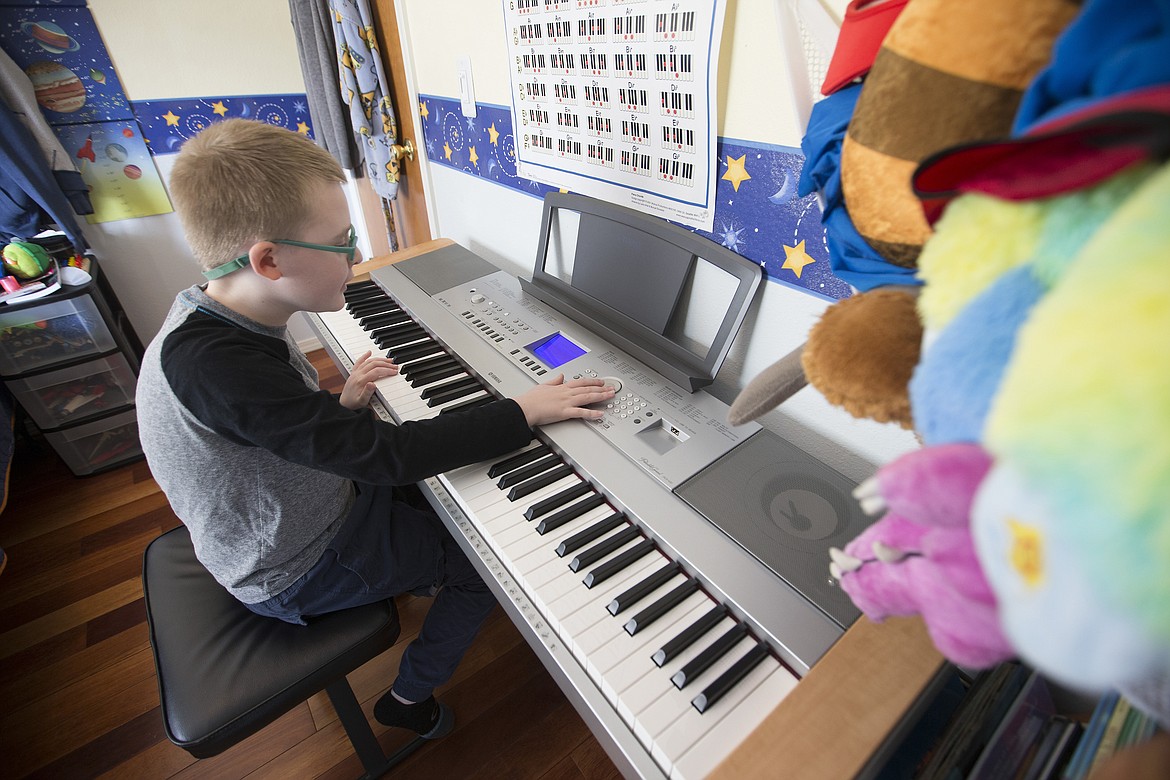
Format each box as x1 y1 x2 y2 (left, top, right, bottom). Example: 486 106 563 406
587 140 615 168
587 114 613 138
554 82 578 104
659 89 694 118
620 148 653 176
614 52 648 78
528 131 555 153
516 0 541 14
524 80 548 100
661 124 696 153
618 86 648 112
522 52 548 74
580 50 608 76
578 15 608 42
654 10 696 41
576 0 606 7
519 21 543 44
543 0 572 10
525 107 550 127
583 83 610 108
546 19 573 43
557 136 583 160
658 157 695 185
556 108 580 132
550 50 576 74
621 118 651 144
655 52 693 81
613 13 646 41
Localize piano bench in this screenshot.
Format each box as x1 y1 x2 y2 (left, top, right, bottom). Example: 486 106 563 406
142 525 425 778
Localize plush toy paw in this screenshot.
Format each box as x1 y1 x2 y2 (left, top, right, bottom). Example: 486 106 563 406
803 287 922 428
831 443 1014 667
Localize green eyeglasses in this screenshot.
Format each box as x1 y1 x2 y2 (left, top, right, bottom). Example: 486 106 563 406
203 226 359 280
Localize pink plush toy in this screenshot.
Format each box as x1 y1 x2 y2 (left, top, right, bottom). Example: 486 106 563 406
830 443 1014 668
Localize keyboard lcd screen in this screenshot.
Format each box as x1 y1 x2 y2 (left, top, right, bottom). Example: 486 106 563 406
530 333 586 368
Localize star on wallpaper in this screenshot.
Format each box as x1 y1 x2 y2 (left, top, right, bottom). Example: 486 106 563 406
781 240 816 279
414 94 852 302
721 154 751 192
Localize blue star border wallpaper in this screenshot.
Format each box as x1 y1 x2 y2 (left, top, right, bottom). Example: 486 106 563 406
417 94 851 302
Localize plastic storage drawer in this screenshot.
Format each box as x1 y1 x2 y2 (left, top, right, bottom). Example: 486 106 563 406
5 353 137 429
0 295 117 374
42 408 142 475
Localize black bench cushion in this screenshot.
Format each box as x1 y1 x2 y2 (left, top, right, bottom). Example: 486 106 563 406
143 525 400 758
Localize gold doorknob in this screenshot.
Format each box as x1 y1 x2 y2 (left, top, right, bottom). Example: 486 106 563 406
390 139 415 163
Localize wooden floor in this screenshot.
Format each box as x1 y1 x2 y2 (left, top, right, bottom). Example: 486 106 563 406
0 350 621 780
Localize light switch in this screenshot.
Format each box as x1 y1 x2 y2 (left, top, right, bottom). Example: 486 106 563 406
457 56 477 117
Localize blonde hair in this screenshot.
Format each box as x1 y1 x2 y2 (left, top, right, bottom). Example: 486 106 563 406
169 119 345 272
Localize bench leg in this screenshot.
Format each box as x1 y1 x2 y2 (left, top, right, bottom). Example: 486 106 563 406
325 679 428 779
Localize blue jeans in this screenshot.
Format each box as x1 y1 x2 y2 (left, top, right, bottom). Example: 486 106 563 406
248 483 497 702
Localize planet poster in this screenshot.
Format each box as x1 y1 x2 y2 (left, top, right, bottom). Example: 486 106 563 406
0 5 132 124
53 121 173 223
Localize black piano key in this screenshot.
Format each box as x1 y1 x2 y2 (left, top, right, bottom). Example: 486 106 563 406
507 464 574 501
399 352 453 376
487 444 552 478
404 357 458 380
409 363 465 387
652 606 726 667
568 525 641 572
391 341 444 364
348 298 400 317
439 394 494 415
623 577 699 634
344 280 379 297
555 512 626 555
376 325 428 350
536 494 609 534
344 288 387 305
369 320 418 341
361 310 411 330
525 482 595 521
496 454 561 489
692 643 771 714
583 538 656 588
609 562 682 616
420 375 480 401
427 381 486 407
670 622 749 689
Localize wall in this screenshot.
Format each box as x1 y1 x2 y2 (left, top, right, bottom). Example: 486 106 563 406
396 0 918 480
84 0 365 347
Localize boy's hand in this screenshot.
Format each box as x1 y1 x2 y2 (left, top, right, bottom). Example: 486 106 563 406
339 351 399 410
513 374 615 427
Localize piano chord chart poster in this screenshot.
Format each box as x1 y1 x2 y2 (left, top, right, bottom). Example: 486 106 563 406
503 0 727 232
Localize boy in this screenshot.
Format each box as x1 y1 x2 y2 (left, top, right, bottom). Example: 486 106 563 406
137 119 613 739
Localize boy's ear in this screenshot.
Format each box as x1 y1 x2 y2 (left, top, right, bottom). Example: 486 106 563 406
248 241 282 280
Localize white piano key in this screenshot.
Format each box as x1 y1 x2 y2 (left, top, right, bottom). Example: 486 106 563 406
522 523 631 591
579 573 691 672
562 571 686 659
598 596 712 707
501 506 615 568
473 475 583 529
632 636 755 751
614 615 736 726
543 550 660 628
669 664 799 780
526 535 648 610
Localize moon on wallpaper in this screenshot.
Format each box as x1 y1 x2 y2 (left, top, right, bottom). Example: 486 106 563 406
238 102 252 118
768 169 796 205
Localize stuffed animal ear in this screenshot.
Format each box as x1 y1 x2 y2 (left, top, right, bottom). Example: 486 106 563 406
728 344 806 425
803 287 922 428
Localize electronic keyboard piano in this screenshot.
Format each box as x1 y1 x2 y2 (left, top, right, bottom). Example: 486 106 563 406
307 205 947 779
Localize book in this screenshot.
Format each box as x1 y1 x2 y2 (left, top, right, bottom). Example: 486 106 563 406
1085 696 1132 777
1030 718 1084 780
969 670 1055 779
915 662 1030 779
1061 690 1119 780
